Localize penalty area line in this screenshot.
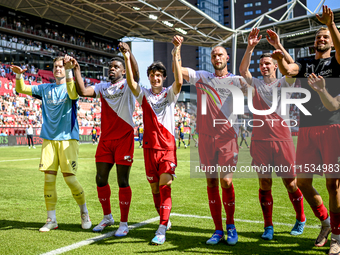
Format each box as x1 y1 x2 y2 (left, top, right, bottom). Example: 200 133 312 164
40 216 160 255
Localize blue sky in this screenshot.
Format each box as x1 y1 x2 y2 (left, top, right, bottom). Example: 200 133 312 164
308 0 340 12
130 0 340 87
130 41 154 88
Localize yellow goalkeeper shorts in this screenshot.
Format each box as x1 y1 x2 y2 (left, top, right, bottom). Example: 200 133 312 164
39 139 79 174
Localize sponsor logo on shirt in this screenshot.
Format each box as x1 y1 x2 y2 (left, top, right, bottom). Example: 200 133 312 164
150 99 169 109
305 69 332 77
46 98 67 105
103 92 124 100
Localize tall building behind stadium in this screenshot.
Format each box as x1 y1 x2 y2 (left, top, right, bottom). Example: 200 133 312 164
154 0 307 87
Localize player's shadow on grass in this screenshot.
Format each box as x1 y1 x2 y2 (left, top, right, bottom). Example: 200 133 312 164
0 220 96 233
0 220 44 231
91 223 329 254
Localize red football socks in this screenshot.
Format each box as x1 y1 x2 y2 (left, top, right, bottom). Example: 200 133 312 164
153 192 161 215
311 203 329 222
222 184 235 225
159 185 172 226
207 186 223 231
330 211 340 235
259 189 273 228
288 188 306 222
119 186 132 222
97 184 111 215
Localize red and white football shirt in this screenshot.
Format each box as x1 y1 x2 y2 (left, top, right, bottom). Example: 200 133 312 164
136 86 179 151
187 68 245 139
93 79 135 140
251 77 294 141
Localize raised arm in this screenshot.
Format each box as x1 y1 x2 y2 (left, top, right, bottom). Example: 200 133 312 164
239 28 262 84
266 29 295 64
118 42 140 83
10 65 32 95
171 40 190 83
308 73 340 111
63 55 78 100
122 50 140 97
239 78 254 98
316 5 340 64
181 67 190 82
271 50 299 76
172 35 184 95
72 59 96 98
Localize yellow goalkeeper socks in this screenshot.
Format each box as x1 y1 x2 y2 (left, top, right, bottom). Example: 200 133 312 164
64 175 86 206
44 173 57 211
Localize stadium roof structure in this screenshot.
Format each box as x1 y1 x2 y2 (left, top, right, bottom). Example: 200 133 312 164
2 0 339 50
0 0 235 47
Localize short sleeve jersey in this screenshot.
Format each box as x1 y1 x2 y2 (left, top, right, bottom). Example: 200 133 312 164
295 55 340 127
31 82 79 141
251 77 294 141
93 79 135 140
187 68 245 139
136 86 179 150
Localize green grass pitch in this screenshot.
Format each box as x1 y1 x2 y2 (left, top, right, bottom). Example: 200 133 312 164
0 137 331 254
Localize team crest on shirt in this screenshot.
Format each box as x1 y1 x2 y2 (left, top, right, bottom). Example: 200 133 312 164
164 92 168 98
119 84 124 90
277 82 281 87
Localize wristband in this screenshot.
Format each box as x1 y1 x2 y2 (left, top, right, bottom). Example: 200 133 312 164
66 69 73 79
16 73 23 79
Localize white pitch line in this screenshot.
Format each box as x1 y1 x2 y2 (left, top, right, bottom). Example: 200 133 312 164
40 216 160 255
41 212 319 255
0 158 40 162
170 213 320 229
